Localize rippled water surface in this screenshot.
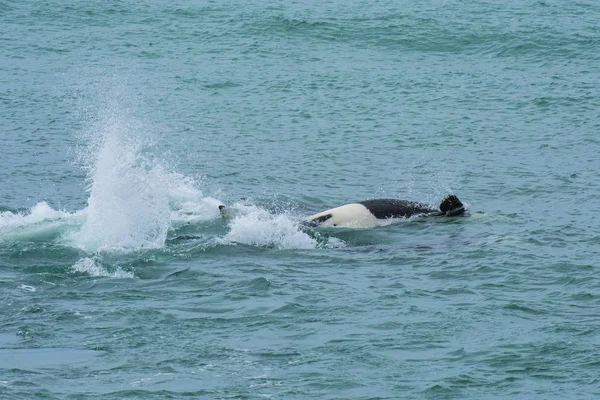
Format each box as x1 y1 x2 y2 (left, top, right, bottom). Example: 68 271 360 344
1 1 599 398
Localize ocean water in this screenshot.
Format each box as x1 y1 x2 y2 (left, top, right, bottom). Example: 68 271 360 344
1 0 599 398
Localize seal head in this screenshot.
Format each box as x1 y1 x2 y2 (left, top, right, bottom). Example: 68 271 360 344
439 195 464 216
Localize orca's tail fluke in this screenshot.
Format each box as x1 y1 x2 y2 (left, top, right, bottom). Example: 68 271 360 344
439 195 465 216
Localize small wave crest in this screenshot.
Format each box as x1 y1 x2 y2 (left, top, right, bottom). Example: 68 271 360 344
72 257 134 278
1 202 64 229
0 202 79 241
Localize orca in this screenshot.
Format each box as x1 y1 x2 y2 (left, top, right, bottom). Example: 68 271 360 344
305 195 465 228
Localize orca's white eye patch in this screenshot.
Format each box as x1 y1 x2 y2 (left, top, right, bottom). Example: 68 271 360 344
306 204 380 228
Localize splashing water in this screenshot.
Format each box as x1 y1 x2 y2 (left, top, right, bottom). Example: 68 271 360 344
1 88 333 254
72 257 134 278
223 203 318 250
0 104 319 254
67 100 223 252
69 111 170 251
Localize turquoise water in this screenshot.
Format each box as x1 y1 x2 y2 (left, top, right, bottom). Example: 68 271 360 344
1 0 600 398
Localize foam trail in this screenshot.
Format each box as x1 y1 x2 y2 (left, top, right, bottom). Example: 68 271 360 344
223 204 317 250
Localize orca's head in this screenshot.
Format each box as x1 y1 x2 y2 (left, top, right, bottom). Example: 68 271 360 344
439 195 464 216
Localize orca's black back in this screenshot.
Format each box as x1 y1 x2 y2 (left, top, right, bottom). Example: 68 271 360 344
358 199 437 219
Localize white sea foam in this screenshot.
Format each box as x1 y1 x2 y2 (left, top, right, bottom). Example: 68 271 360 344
0 202 70 231
0 202 79 242
72 257 134 278
17 284 37 292
166 175 223 225
223 204 317 250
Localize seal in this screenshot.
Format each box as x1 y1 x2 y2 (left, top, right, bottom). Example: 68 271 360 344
219 204 233 220
305 195 465 228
